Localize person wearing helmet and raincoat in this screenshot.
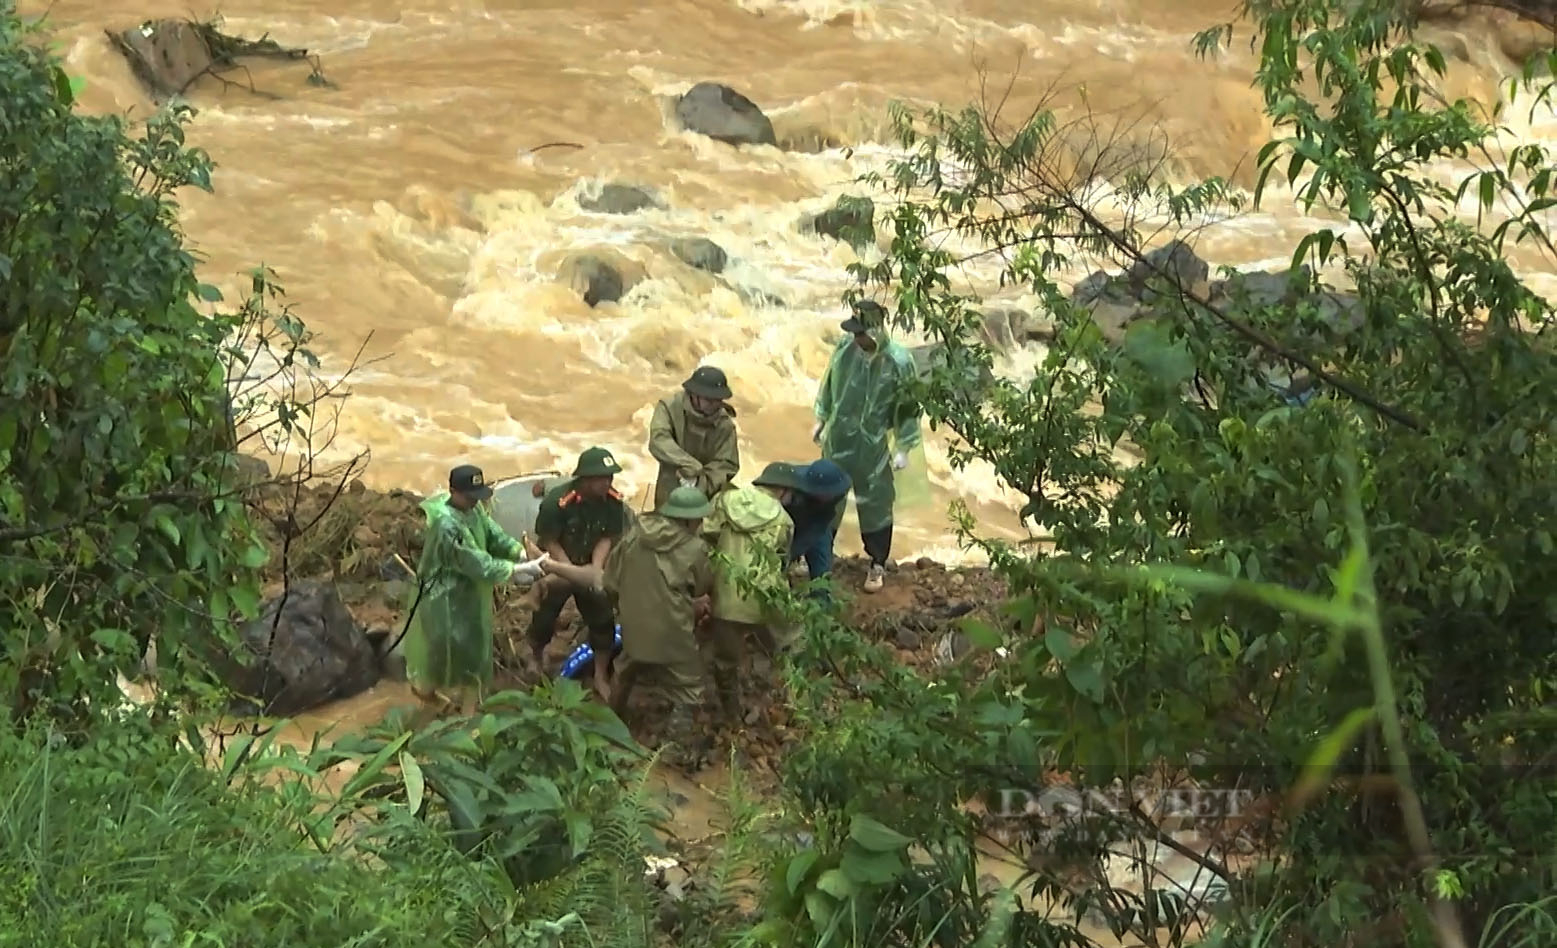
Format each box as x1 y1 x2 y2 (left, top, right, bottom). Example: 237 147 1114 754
605 486 717 771
404 464 550 708
648 365 740 509
701 461 797 725
811 300 924 593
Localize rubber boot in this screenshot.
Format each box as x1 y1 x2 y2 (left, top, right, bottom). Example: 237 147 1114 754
662 704 710 772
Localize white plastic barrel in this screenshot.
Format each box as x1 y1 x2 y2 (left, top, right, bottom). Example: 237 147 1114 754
488 470 570 541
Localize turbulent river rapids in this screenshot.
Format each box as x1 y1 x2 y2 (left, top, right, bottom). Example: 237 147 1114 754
24 0 1557 563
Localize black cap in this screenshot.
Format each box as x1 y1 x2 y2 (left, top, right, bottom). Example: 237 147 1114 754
683 365 733 401
449 464 493 500
840 299 886 334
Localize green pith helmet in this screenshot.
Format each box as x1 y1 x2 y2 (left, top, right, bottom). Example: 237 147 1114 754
573 446 624 478
683 365 733 401
751 460 804 491
658 486 712 520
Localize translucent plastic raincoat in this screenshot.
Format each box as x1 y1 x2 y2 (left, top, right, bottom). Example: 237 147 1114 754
703 486 794 625
403 493 524 690
813 329 924 534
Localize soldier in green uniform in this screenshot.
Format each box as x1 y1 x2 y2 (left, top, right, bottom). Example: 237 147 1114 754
528 446 632 700
648 365 740 509
605 486 716 771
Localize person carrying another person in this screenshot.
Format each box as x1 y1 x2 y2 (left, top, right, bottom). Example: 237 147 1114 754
605 486 717 771
784 459 852 595
648 365 740 508
811 299 924 593
404 464 549 709
528 446 631 700
701 460 797 725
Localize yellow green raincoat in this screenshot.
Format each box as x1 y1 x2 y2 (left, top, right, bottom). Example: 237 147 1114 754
403 493 524 690
813 329 923 533
703 486 793 625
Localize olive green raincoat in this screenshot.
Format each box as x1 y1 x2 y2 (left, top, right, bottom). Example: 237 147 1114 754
403 493 523 690
813 328 924 534
604 513 714 676
703 486 793 625
648 390 739 508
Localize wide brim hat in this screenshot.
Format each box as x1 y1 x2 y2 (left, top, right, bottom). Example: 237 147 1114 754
840 299 887 334
683 365 733 401
799 459 852 500
573 446 624 478
751 460 805 491
658 485 713 519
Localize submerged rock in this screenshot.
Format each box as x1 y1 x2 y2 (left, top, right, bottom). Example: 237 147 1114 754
560 253 634 307
223 581 380 715
670 237 728 274
579 183 660 215
804 196 875 248
674 82 777 147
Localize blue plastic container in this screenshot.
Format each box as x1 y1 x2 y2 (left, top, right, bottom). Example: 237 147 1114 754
558 625 624 679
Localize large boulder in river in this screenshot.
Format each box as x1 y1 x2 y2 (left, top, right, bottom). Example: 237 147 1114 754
675 82 777 147
670 237 728 274
578 183 661 215
225 581 380 715
560 253 638 307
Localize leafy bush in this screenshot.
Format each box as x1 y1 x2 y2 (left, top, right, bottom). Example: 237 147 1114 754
308 681 664 947
0 715 515 946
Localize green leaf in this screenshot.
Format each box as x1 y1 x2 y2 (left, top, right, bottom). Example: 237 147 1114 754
340 731 414 800
1289 706 1375 810
960 618 1002 650
1065 659 1105 703
154 513 181 546
400 751 425 814
1044 624 1078 662
848 814 914 852
815 868 857 899
840 846 906 885
804 892 836 928
786 849 820 894
196 283 224 302
230 584 261 619
221 734 256 783
89 628 135 653
0 413 14 453
240 541 270 569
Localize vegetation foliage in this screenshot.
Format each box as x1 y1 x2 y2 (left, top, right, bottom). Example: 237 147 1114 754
3 0 1557 946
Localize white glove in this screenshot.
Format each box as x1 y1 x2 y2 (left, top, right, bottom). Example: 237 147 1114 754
680 477 696 489
512 553 549 582
892 451 908 471
811 420 824 444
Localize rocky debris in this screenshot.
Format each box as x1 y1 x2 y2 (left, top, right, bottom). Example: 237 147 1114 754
559 253 636 307
674 82 777 147
803 196 875 248
221 581 381 715
778 125 845 154
1414 1 1557 64
1070 241 1360 346
578 183 661 215
107 19 325 101
670 237 728 274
